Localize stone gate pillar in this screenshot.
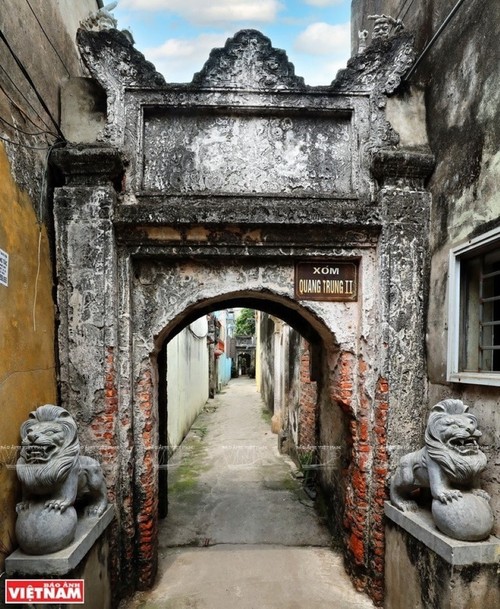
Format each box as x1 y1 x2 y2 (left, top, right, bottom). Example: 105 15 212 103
373 149 434 447
51 146 134 588
369 149 434 599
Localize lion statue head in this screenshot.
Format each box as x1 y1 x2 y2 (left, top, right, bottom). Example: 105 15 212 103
425 399 487 482
17 405 79 491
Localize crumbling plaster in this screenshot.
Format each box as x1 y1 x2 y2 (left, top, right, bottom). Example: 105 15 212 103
353 0 500 542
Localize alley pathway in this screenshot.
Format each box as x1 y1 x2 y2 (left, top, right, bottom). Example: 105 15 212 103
124 377 375 609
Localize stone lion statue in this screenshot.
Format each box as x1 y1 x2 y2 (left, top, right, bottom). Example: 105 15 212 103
16 404 108 517
390 399 489 512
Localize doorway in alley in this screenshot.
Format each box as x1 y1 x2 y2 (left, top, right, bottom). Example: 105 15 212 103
155 297 336 524
129 282 360 589
137 301 374 608
156 306 325 521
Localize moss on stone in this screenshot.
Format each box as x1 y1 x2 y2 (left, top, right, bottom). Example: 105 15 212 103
260 408 272 423
168 433 209 497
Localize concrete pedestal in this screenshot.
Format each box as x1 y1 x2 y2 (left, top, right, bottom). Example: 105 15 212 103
384 502 500 609
6 506 114 609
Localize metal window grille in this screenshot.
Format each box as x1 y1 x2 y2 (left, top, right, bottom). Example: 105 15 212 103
479 254 500 372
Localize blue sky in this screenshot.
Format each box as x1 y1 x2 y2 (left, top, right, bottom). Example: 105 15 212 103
113 0 353 86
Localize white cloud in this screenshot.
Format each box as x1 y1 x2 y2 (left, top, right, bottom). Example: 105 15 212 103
294 21 350 56
144 33 231 83
145 28 350 86
292 21 350 85
304 0 345 6
120 0 282 24
299 58 347 86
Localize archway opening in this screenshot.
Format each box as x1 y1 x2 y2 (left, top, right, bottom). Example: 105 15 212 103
130 269 386 603
148 292 354 581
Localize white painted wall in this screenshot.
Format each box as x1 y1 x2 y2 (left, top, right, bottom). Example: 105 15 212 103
167 316 209 451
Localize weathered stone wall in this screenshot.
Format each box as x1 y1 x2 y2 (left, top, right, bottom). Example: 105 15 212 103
255 315 316 454
298 341 318 450
385 520 500 609
352 0 462 58
417 0 500 535
352 0 500 536
286 329 302 448
257 312 276 414
69 532 112 609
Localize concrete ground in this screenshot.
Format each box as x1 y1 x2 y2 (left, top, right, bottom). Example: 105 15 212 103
124 377 375 609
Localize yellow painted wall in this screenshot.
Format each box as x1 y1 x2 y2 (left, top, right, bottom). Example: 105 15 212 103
0 144 57 566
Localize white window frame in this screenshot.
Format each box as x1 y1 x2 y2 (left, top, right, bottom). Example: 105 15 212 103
447 225 500 386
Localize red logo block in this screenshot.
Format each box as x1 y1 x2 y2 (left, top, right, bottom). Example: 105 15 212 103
5 579 84 604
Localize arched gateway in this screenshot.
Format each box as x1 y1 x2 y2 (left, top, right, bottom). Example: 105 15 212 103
52 28 433 605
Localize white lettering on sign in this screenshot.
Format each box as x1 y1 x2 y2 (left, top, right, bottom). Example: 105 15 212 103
295 261 358 301
298 279 322 294
0 249 8 287
5 580 84 604
313 266 340 275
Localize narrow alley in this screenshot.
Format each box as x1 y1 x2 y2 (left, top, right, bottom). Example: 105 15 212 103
124 377 375 609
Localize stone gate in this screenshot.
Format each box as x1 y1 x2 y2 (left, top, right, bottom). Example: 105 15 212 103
52 27 434 605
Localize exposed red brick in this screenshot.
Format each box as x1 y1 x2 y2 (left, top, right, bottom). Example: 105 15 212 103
326 353 389 606
134 363 159 590
358 417 369 443
298 341 317 448
349 532 365 565
365 376 390 605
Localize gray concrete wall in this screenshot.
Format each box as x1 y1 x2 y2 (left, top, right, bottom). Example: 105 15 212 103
385 521 500 609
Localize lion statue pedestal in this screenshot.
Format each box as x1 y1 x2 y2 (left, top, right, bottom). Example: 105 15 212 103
15 404 108 555
390 399 494 542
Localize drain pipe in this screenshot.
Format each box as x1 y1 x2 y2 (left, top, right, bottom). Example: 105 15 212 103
403 0 467 82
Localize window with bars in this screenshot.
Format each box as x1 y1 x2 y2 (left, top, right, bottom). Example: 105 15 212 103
448 228 500 385
460 250 500 372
